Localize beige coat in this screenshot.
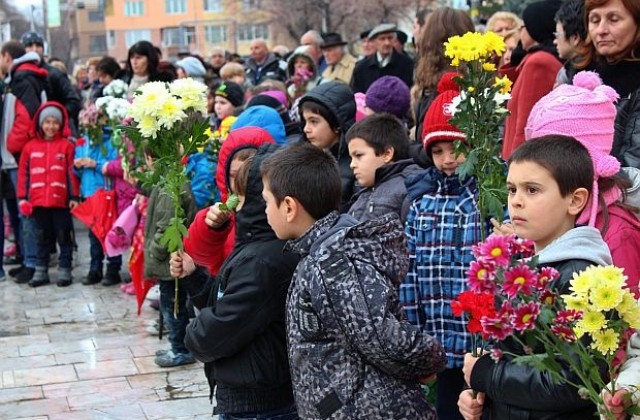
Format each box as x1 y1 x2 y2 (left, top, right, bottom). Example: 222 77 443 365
321 53 357 85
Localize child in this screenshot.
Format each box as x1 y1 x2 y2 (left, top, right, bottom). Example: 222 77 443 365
363 75 411 122
458 135 612 420
143 149 197 368
219 62 246 87
346 113 420 222
17 102 79 287
399 73 489 420
285 46 318 101
213 81 244 139
260 142 446 419
298 81 357 211
602 327 640 419
170 144 300 418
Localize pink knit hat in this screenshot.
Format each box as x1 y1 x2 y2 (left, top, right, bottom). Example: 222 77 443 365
354 92 367 122
525 71 621 227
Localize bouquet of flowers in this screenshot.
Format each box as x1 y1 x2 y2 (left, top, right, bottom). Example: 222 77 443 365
121 78 210 314
78 101 108 147
444 31 512 235
102 79 128 99
79 79 130 153
460 234 640 419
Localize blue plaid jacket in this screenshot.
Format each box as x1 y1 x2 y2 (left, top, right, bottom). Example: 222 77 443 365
400 167 488 368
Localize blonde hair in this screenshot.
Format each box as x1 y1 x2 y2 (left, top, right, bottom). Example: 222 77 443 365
486 11 523 34
220 62 245 80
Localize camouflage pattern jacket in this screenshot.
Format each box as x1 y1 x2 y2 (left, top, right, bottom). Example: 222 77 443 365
284 211 446 419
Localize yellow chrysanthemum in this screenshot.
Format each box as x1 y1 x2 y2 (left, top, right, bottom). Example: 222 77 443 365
137 114 159 139
578 310 607 332
572 324 586 339
563 294 589 311
599 265 627 288
157 97 186 130
616 292 637 314
483 62 497 72
621 304 640 329
483 31 507 56
590 329 619 356
589 283 624 311
570 270 596 296
493 76 513 94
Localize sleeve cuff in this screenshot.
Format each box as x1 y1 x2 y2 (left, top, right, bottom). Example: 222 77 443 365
470 353 495 393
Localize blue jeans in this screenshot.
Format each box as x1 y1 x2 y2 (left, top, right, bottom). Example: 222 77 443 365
219 403 299 420
8 168 37 268
159 279 189 354
88 230 122 272
31 207 73 268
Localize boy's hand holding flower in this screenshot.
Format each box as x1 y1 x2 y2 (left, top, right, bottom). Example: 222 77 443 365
169 250 196 279
205 202 233 229
458 390 485 420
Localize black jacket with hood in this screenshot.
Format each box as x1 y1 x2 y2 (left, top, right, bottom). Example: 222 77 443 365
183 143 300 415
298 81 357 212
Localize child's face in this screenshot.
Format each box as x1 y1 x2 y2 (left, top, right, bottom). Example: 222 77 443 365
294 57 311 73
262 180 291 240
207 92 215 114
348 137 392 188
228 156 245 193
431 141 465 176
302 109 338 150
507 160 578 252
98 72 112 86
41 116 61 140
214 96 235 120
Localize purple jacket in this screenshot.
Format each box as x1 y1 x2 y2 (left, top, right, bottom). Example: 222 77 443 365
104 157 138 214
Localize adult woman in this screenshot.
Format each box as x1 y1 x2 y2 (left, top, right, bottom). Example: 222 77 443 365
411 7 474 144
571 0 640 168
486 11 523 36
124 40 161 98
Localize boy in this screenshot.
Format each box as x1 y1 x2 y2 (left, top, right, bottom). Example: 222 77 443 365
213 81 243 139
400 74 488 420
458 135 612 420
17 102 79 287
346 113 420 222
260 142 446 419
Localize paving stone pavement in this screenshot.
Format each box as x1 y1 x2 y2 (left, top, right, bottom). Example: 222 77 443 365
0 221 216 420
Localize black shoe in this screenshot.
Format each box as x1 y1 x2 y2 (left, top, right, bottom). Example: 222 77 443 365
9 264 25 277
29 278 50 287
102 268 121 286
82 270 102 285
4 255 23 266
15 267 35 284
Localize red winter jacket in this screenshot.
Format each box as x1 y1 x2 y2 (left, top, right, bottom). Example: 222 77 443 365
501 50 562 160
17 102 79 208
184 126 276 276
596 204 640 298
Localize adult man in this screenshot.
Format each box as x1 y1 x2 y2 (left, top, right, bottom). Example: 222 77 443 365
320 33 356 85
358 30 375 59
209 47 226 78
20 32 81 137
351 23 414 93
0 40 49 284
244 39 286 86
300 30 327 74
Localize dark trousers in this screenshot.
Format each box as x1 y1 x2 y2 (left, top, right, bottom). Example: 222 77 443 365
31 207 73 269
219 402 299 420
88 230 122 272
437 367 465 420
159 279 189 354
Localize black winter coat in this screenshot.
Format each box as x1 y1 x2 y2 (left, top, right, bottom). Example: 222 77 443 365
183 144 299 415
298 81 357 212
245 53 287 86
44 63 81 136
350 49 414 93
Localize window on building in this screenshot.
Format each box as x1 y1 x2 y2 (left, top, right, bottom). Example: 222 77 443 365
89 35 107 53
204 0 222 12
237 23 269 41
242 0 260 10
166 0 187 14
125 29 151 47
107 30 116 49
162 26 195 46
204 25 227 43
88 10 104 21
124 1 144 16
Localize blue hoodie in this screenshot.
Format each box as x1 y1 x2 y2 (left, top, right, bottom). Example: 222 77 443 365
231 105 286 144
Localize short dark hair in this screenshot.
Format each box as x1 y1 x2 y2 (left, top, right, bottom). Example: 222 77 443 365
260 142 341 220
345 113 409 160
509 135 593 197
1 41 26 59
96 56 122 79
299 99 339 131
555 0 587 40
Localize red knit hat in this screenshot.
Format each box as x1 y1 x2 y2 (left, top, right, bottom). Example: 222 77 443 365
422 72 465 149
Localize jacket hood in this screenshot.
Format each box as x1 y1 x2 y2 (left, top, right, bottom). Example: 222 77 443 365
537 226 612 266
287 211 409 287
10 52 47 80
231 105 286 144
33 101 71 139
374 159 421 185
299 81 356 133
234 143 282 243
216 126 276 202
405 166 476 203
286 46 318 79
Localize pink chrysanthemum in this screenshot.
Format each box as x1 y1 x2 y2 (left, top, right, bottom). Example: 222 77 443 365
467 260 497 293
551 325 577 342
509 237 535 259
499 300 515 317
481 313 514 341
513 302 540 331
473 234 512 267
535 267 560 291
540 290 557 306
502 264 537 298
554 309 583 325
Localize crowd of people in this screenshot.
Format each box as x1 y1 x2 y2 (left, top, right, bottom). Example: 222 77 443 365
0 0 639 418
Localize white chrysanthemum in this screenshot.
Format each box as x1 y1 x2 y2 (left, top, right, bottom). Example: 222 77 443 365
169 78 208 114
138 114 160 138
129 81 172 119
95 96 112 110
494 92 512 105
448 93 463 116
156 96 186 130
103 79 128 98
105 98 131 121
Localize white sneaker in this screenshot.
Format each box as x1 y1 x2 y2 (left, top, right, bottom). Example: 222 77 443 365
146 285 160 301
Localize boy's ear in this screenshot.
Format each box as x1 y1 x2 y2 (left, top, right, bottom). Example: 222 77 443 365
283 196 298 223
383 146 395 163
568 187 589 216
